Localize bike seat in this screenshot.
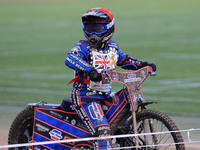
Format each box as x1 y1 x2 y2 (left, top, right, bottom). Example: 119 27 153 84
60 97 74 111
62 97 72 103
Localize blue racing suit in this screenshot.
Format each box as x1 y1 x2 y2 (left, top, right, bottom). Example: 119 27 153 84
65 39 143 149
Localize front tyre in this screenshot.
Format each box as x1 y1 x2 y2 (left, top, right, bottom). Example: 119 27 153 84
123 110 185 150
8 106 34 150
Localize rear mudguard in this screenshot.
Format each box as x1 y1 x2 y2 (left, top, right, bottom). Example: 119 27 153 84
28 101 60 109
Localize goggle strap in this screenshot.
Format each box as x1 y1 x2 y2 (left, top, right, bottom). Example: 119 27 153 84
82 18 115 30
106 18 115 29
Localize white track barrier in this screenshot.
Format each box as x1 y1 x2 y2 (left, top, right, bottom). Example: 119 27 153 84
0 128 200 149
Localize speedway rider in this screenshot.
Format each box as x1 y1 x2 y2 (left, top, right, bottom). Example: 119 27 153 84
65 8 156 149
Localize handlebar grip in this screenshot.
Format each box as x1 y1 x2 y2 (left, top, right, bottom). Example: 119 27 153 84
150 72 157 76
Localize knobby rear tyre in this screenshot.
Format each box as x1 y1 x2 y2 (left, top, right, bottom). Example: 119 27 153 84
8 106 34 150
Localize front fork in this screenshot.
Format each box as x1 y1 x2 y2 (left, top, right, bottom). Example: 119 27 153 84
118 101 158 149
137 102 159 149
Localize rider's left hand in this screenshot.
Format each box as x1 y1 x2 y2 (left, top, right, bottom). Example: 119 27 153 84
142 62 157 72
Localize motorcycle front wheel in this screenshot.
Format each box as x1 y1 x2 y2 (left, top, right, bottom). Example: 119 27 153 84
122 109 185 150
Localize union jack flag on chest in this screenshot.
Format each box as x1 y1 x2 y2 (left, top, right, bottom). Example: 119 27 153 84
91 48 118 72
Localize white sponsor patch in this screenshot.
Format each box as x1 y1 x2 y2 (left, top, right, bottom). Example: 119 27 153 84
124 77 141 83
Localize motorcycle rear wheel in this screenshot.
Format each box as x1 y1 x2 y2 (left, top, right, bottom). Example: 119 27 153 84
8 106 34 150
122 109 185 150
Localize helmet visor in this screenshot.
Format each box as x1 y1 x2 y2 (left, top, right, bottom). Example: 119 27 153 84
83 23 107 35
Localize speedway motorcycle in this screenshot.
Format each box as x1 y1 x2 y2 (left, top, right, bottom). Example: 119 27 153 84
8 66 185 150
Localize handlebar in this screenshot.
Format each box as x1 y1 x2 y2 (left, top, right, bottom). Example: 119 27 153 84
102 66 155 84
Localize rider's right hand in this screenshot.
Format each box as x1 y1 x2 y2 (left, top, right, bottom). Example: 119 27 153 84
88 67 102 81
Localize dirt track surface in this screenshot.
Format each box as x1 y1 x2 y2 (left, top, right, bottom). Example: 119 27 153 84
0 127 8 150
0 105 200 150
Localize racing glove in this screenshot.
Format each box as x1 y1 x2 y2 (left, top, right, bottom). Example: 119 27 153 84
88 67 102 81
142 62 157 72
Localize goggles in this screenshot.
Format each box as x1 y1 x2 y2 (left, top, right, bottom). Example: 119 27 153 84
82 18 115 35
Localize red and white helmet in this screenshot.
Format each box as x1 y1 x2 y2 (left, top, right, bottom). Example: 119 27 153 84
82 8 115 48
